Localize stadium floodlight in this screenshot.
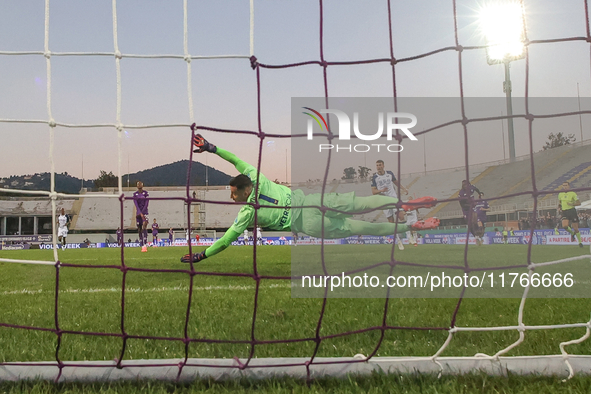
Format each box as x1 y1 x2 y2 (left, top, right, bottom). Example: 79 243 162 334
479 1 526 65
479 1 526 162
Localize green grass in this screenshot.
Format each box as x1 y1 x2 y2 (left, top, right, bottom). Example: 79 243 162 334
0 244 590 392
1 373 591 394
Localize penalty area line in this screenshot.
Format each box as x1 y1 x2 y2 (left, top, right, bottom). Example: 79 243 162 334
2 283 294 296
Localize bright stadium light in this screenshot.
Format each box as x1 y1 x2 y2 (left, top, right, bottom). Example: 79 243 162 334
480 1 526 65
479 1 526 162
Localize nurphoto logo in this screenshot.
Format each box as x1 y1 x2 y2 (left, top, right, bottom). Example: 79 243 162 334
302 107 418 153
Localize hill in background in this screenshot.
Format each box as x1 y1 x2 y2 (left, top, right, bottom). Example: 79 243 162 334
126 160 231 188
0 160 231 195
0 173 94 195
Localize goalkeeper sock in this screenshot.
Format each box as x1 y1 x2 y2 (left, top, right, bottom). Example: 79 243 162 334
576 231 582 243
565 226 573 234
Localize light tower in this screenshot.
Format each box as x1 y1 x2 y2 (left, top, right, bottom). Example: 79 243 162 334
480 1 526 162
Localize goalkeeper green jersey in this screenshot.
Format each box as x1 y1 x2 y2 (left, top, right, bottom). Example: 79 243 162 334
203 148 292 257
227 158 292 234
558 191 579 211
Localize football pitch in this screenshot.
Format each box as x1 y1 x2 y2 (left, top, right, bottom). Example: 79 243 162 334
1 244 590 365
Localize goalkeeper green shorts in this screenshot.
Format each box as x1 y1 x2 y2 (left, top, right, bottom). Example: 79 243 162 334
297 192 357 239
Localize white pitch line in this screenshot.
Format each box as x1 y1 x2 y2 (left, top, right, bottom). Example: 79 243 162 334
0 258 56 266
1 283 295 296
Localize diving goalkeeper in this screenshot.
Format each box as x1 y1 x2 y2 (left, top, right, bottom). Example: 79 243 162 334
181 131 438 263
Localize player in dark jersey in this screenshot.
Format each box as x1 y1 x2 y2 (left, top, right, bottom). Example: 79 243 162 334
459 180 482 238
116 227 123 246
133 181 149 248
473 193 490 245
152 219 159 247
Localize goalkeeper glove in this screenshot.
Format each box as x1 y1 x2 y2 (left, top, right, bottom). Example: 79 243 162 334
180 250 207 263
192 133 217 154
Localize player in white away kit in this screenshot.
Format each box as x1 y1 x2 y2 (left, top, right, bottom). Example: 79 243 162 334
243 229 250 245
371 160 409 250
256 226 263 246
57 208 70 249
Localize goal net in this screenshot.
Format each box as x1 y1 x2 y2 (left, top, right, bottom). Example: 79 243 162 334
0 0 590 384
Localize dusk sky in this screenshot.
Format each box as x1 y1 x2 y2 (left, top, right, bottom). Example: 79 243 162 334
0 0 589 186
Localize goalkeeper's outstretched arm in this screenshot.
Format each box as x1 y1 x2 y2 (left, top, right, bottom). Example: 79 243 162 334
215 148 254 175
191 127 253 174
181 209 253 263
180 230 241 263
180 229 241 263
181 130 254 263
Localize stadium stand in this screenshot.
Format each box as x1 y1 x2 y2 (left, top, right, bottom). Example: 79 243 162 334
0 199 74 216
429 141 591 220
3 140 591 234
72 187 241 231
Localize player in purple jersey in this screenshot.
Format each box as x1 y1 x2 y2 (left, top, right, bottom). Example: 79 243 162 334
473 193 490 245
152 219 159 247
459 180 482 216
169 228 174 245
133 181 149 247
116 227 123 246
458 180 482 237
143 222 149 247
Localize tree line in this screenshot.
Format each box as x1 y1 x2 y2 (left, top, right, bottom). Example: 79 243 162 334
342 166 372 181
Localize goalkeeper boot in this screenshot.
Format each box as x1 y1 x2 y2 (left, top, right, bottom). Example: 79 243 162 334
411 217 440 230
401 196 437 211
